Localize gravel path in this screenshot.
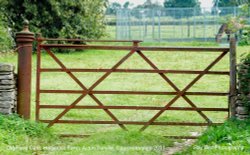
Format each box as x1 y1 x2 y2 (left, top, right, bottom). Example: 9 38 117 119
164 132 199 155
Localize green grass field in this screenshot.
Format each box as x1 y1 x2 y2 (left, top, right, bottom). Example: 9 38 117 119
1 42 249 154
104 24 234 42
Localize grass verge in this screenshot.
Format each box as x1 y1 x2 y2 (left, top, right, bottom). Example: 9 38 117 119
51 130 173 155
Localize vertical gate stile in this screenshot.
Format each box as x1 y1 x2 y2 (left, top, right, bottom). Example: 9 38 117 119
35 34 42 121
229 37 237 118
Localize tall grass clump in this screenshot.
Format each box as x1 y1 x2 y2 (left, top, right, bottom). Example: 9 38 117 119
178 119 250 154
0 114 57 154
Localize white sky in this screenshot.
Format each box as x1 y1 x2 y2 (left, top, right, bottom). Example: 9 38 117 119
109 0 214 8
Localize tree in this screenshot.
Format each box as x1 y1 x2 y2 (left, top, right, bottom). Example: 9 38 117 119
1 0 107 39
135 0 162 9
132 0 163 19
164 0 200 18
123 1 130 9
107 2 122 14
0 4 12 52
164 0 200 8
213 0 244 7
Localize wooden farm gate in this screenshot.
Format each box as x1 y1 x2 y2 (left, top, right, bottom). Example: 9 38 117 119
35 38 236 139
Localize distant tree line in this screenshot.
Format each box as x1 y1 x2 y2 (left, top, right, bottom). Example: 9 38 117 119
107 0 250 13
107 0 250 18
107 0 200 18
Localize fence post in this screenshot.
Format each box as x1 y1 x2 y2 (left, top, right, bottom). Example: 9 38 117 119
229 37 237 118
15 20 35 119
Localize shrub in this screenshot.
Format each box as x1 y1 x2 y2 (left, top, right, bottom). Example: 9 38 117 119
239 27 250 46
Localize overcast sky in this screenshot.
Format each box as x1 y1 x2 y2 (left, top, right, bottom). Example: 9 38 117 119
109 0 214 8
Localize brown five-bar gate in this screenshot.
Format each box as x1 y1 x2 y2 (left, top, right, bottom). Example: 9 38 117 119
35 37 236 139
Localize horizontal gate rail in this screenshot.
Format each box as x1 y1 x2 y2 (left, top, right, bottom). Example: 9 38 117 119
37 38 142 43
39 90 229 96
40 68 229 75
36 38 231 139
39 105 229 111
40 44 229 52
58 134 200 139
39 120 223 126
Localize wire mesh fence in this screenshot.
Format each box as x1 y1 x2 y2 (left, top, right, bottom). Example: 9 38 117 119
105 7 250 42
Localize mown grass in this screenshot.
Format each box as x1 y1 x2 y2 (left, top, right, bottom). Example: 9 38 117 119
177 119 250 155
0 42 249 154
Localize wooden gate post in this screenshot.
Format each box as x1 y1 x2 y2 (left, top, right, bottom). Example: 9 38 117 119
229 37 237 118
16 20 35 119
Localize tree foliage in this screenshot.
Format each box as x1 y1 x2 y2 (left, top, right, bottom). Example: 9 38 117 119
123 1 130 9
106 1 133 15
106 2 122 14
1 0 107 39
0 3 12 52
163 0 201 18
164 0 200 8
213 0 248 7
135 0 162 9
